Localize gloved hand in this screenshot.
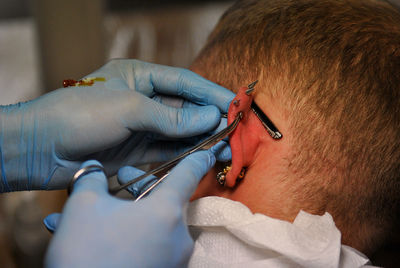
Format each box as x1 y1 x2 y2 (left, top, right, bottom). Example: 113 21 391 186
0 59 234 192
44 151 215 268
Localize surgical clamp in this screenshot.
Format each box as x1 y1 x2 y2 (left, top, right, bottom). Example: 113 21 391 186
108 111 243 201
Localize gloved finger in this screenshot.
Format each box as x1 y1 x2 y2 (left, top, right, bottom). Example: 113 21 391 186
43 213 61 233
153 94 217 111
133 141 196 164
144 63 234 113
84 61 129 88
71 160 108 196
139 120 230 163
145 116 227 143
129 141 230 167
152 94 184 108
178 116 228 143
152 150 216 205
144 137 231 163
137 134 229 164
152 94 225 138
117 166 158 198
164 118 230 161
210 141 232 162
134 100 221 138
182 99 205 109
90 59 235 113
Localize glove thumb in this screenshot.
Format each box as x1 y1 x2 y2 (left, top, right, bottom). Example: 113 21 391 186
43 213 61 233
117 167 158 198
152 150 216 204
147 103 221 137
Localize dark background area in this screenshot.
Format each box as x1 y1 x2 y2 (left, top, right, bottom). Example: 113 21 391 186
0 0 234 19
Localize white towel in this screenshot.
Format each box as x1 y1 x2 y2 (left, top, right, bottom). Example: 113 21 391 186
187 196 372 268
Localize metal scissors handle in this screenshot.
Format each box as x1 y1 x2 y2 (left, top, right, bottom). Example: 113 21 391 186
109 111 243 199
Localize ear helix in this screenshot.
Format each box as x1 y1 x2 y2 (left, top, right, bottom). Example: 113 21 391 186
217 81 257 187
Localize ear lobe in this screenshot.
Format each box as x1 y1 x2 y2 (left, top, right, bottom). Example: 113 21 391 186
225 87 261 187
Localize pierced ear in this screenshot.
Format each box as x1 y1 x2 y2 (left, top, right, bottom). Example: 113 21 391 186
225 87 260 187
224 81 276 187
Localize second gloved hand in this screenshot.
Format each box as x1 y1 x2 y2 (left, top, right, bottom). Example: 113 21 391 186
44 151 216 268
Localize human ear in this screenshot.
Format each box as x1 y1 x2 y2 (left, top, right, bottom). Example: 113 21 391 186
225 87 264 187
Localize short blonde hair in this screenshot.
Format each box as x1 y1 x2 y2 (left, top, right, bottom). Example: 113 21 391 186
192 0 400 254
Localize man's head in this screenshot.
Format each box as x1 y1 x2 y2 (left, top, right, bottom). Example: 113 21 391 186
191 0 400 255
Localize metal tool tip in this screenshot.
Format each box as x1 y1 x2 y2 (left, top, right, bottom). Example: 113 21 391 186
246 80 258 95
245 87 255 95
247 80 259 89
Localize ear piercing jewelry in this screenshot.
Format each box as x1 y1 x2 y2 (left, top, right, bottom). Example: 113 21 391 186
215 81 255 186
216 165 246 186
216 165 231 185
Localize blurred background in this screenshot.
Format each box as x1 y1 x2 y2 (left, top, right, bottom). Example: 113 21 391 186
0 0 232 267
1 0 400 267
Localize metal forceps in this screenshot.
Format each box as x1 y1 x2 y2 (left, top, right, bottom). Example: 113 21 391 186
108 111 244 201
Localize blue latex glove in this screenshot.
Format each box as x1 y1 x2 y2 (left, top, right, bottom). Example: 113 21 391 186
44 151 215 268
116 141 230 198
0 59 234 192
